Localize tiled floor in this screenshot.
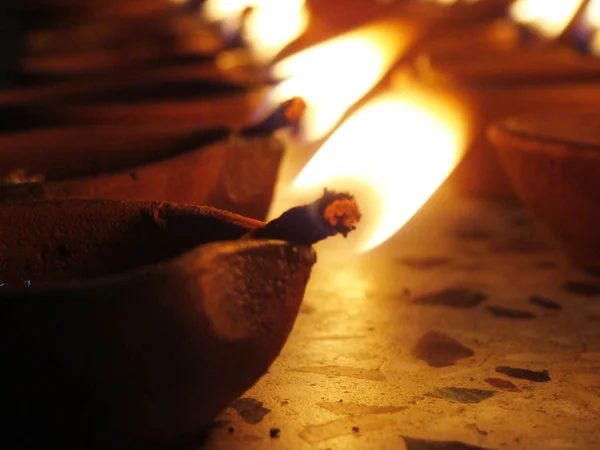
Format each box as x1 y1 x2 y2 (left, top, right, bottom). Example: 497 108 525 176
200 186 600 449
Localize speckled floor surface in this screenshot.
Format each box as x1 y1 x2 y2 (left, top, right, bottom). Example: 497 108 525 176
200 186 600 450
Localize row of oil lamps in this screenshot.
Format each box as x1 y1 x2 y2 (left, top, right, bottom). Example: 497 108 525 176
1 1 600 449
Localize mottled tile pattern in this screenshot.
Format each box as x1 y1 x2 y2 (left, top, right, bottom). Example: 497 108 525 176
199 188 600 449
229 398 271 425
317 401 407 416
495 366 551 383
424 387 495 404
486 305 536 319
414 288 487 308
412 331 475 367
529 295 562 311
484 377 521 392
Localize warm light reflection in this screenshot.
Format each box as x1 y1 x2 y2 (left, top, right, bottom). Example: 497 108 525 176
292 92 467 251
510 0 585 38
202 0 308 62
259 21 406 141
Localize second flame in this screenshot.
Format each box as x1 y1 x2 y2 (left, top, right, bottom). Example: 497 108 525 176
202 0 308 62
260 20 409 141
509 0 586 39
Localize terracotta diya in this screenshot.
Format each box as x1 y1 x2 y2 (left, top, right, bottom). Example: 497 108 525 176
3 3 274 130
488 111 600 270
19 0 295 84
21 24 221 83
0 190 361 449
0 60 270 133
7 0 197 86
398 0 515 60
403 0 513 23
23 0 174 24
408 2 600 88
401 17 521 60
19 2 227 83
394 1 600 199
394 60 600 199
405 0 591 63
0 98 306 220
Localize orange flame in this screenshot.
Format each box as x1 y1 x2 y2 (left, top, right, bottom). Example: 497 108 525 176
202 0 308 62
509 0 585 38
259 21 407 141
273 90 467 252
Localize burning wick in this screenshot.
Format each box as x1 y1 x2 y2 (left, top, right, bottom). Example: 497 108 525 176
240 96 307 137
244 188 362 245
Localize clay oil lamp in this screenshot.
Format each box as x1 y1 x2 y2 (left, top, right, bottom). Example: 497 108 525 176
20 16 222 83
0 59 276 133
412 0 600 83
0 1 311 133
22 0 176 25
19 0 304 83
11 0 212 85
0 189 361 449
8 65 271 131
0 10 407 220
488 111 600 270
18 0 309 83
405 0 513 23
406 0 583 63
395 0 600 199
395 0 516 59
0 98 306 220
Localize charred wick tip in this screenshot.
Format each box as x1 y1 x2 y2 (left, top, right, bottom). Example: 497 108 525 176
243 188 362 246
239 97 307 138
241 5 255 18
318 188 361 237
282 97 307 123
